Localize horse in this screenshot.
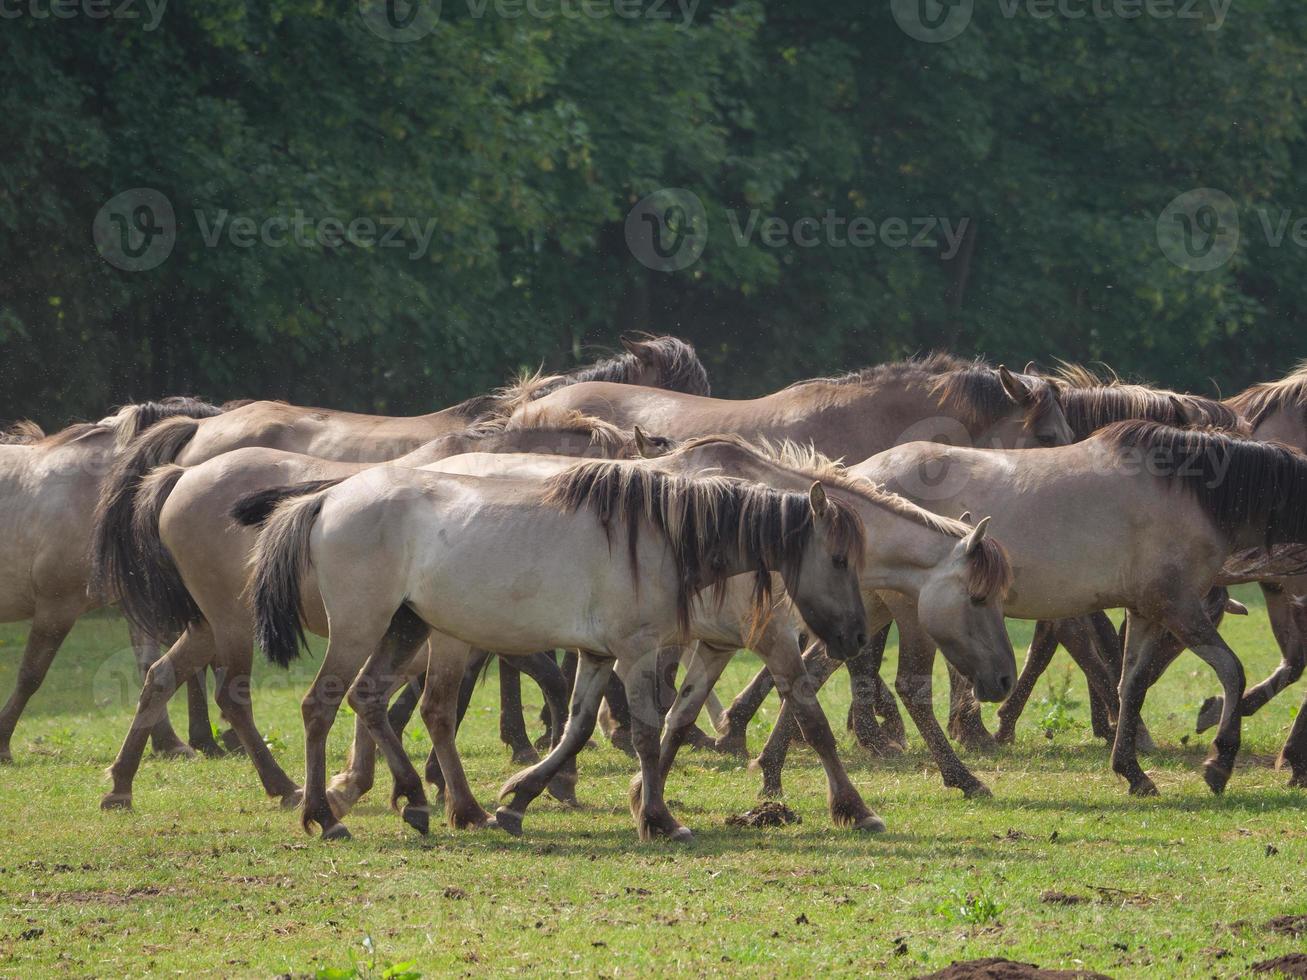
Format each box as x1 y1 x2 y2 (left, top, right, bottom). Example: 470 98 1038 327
240 461 870 841
95 411 657 811
0 399 225 762
509 354 1070 749
321 434 1014 827
780 420 1307 798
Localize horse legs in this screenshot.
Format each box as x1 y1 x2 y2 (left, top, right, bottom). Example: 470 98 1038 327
125 624 196 759
994 620 1059 744
496 652 612 836
1166 607 1245 794
752 645 843 797
598 673 634 755
946 664 997 752
417 636 496 829
512 651 577 804
846 627 904 755
209 629 300 808
619 647 691 841
344 610 434 835
1279 688 1307 788
1198 585 1306 732
0 604 77 763
714 663 775 757
182 667 226 757
102 625 214 809
497 659 537 764
328 713 378 819
893 608 990 798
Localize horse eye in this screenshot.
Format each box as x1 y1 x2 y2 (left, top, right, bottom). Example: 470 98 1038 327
1037 433 1059 447
970 595 986 607
833 555 848 569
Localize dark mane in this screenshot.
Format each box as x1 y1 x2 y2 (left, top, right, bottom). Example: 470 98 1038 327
1055 364 1246 439
1097 420 1307 547
438 407 642 458
790 353 1061 437
671 433 1012 600
1227 362 1307 430
544 460 866 634
109 396 225 447
0 420 45 444
542 334 710 398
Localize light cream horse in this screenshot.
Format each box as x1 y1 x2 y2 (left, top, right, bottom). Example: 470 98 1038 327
322 434 1014 831
96 412 653 811
776 420 1307 798
0 400 224 762
244 462 870 841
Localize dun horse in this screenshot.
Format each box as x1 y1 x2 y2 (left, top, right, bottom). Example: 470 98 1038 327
0 399 224 762
243 462 870 841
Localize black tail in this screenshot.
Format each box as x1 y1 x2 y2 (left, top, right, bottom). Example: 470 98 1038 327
231 479 345 528
90 416 202 605
249 490 329 667
120 465 202 640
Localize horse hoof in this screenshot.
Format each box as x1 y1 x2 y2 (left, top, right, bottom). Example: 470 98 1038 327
510 746 541 766
100 792 132 811
0 747 12 765
1287 772 1307 789
322 823 353 841
494 807 524 837
1129 776 1159 797
1203 763 1231 795
1195 696 1222 734
190 739 226 759
854 814 887 833
961 782 993 799
713 735 748 757
402 805 430 835
758 783 783 800
608 728 636 757
994 727 1016 746
280 788 304 811
669 826 694 843
547 774 579 806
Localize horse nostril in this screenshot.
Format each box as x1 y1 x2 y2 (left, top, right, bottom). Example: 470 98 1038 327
856 633 869 648
1000 674 1013 695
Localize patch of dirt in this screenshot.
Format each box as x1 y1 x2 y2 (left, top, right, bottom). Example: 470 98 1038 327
1040 891 1089 906
1267 915 1307 937
725 801 800 828
1252 953 1307 976
914 958 1113 979
36 885 182 906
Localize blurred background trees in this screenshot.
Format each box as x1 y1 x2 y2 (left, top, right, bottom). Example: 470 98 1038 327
3 0 1306 426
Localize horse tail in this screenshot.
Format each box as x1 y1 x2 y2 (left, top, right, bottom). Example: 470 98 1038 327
230 479 345 528
90 416 201 605
121 465 202 640
248 489 328 668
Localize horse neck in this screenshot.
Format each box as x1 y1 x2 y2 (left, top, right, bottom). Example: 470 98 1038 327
848 499 959 596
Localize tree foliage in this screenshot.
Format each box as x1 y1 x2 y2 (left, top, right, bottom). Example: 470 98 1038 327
2 0 1306 426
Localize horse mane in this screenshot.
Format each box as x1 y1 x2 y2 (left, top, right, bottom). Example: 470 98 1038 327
544 460 866 635
441 404 639 458
1054 363 1246 439
675 433 1012 600
109 396 226 449
791 353 1059 437
0 420 46 444
1226 361 1307 430
1097 420 1307 547
560 333 711 396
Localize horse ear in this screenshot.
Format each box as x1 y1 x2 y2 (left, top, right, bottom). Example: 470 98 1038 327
963 516 991 555
633 425 660 458
1168 395 1192 426
1023 361 1038 376
959 511 973 525
809 481 830 519
998 365 1033 405
619 333 645 358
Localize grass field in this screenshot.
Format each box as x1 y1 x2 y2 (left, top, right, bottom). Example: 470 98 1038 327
1 586 1305 977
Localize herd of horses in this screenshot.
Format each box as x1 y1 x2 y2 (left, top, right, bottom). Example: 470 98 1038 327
4 334 1307 843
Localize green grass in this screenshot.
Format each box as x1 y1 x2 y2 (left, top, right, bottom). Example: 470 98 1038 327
1 587 1305 977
